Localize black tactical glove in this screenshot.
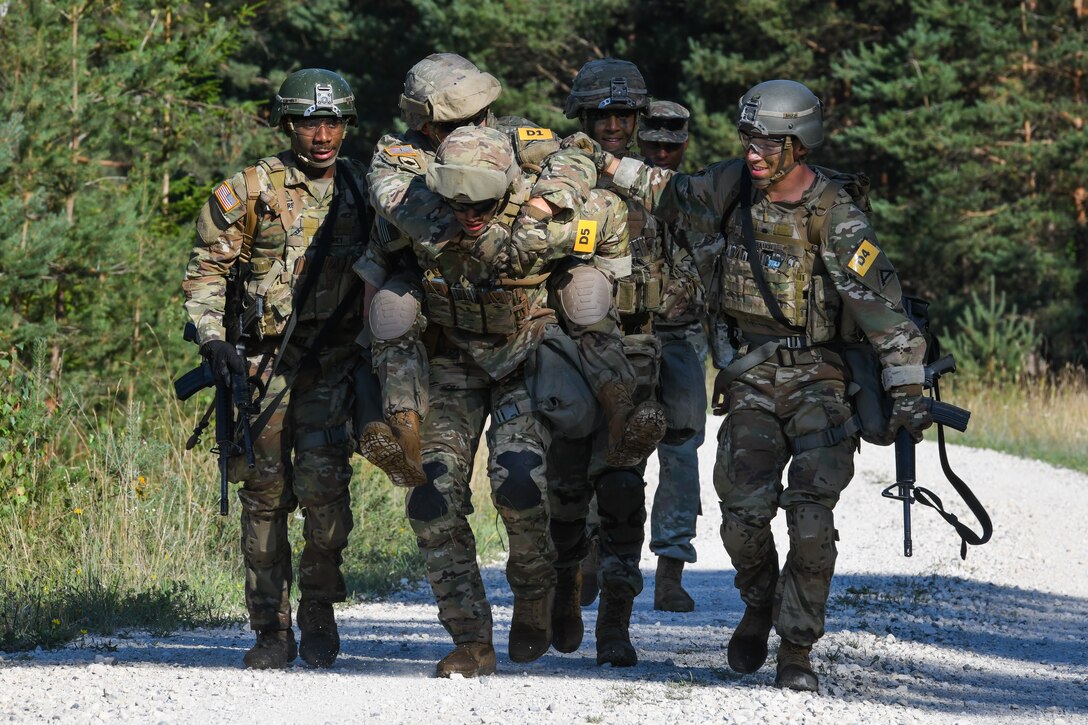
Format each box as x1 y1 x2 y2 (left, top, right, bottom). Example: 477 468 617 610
711 369 732 416
200 340 246 385
883 384 933 444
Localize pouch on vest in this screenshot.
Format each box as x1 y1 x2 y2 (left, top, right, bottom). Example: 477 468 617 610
527 327 601 439
658 337 708 445
842 342 893 445
622 333 662 406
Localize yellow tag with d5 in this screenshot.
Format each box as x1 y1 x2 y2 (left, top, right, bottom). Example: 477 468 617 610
517 127 554 142
574 219 598 254
847 239 880 276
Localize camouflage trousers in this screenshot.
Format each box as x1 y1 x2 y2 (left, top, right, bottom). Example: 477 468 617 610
713 353 855 647
405 353 556 646
369 272 429 420
651 324 708 563
231 329 359 632
548 333 661 599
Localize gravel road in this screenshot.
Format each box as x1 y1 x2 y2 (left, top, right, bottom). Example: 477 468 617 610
2 420 1086 724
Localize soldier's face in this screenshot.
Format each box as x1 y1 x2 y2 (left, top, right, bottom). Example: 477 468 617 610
585 110 638 155
449 198 501 237
638 139 687 171
286 115 347 175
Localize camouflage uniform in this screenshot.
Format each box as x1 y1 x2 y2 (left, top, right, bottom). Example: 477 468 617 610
183 149 370 636
605 153 926 648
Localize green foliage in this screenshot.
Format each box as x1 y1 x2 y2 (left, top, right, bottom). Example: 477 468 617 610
945 276 1042 384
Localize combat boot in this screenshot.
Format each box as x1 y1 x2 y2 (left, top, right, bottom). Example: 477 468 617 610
357 410 426 487
727 604 774 673
579 538 599 607
598 381 667 468
776 639 819 692
436 642 497 678
297 598 340 668
654 556 695 612
242 629 297 670
551 566 584 653
595 591 637 667
509 591 553 663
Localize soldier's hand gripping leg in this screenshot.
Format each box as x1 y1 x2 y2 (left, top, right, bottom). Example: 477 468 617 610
358 284 427 487
554 264 665 468
774 502 837 692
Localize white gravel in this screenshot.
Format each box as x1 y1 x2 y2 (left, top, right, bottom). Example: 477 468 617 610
3 419 1087 724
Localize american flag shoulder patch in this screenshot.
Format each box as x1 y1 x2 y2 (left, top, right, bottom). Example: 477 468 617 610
214 182 240 213
384 145 417 157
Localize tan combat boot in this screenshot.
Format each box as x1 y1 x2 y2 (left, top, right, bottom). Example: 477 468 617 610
775 638 819 692
551 567 584 653
509 591 554 663
727 603 774 673
654 556 695 612
597 381 667 468
297 598 340 668
242 629 297 670
357 410 426 487
595 591 637 667
435 642 497 678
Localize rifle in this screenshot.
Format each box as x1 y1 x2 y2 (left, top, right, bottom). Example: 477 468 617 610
174 322 256 515
882 297 993 559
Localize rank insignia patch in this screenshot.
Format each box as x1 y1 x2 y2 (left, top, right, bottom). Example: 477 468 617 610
847 239 880 276
214 182 240 213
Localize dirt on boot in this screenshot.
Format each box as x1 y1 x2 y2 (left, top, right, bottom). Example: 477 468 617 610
297 599 340 668
509 592 553 663
357 410 426 487
598 382 667 468
435 642 497 678
776 639 819 692
242 629 297 670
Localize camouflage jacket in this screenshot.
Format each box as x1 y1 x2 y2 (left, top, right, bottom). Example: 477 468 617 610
603 156 925 376
183 151 370 345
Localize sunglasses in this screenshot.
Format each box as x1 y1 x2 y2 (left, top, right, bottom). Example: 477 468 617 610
738 130 787 156
447 198 501 214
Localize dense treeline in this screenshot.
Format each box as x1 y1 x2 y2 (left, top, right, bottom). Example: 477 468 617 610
2 0 1086 398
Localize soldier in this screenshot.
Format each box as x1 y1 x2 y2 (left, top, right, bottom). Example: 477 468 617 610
573 78 933 691
527 58 698 667
358 54 663 487
386 125 637 678
182 69 370 669
637 101 710 613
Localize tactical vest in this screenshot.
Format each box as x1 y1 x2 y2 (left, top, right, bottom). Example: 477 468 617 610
599 171 668 319
420 195 546 336
241 156 368 339
719 172 849 343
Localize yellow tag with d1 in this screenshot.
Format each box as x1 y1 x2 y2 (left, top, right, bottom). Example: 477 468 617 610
517 127 554 142
847 239 880 276
574 219 598 254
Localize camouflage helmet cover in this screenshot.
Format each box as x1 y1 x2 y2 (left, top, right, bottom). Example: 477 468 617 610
736 79 824 150
425 125 518 203
638 100 690 143
564 58 649 119
271 68 356 126
399 53 502 128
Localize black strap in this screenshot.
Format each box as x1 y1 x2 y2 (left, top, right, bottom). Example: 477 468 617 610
735 169 804 332
913 379 993 559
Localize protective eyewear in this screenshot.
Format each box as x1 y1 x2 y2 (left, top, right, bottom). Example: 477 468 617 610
447 197 501 214
291 117 347 135
738 131 787 157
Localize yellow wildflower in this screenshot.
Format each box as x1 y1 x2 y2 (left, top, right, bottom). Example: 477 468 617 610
73 507 83 516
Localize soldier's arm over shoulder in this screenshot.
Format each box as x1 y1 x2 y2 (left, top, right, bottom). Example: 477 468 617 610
822 203 926 379
367 133 428 222
611 157 743 235
182 170 250 343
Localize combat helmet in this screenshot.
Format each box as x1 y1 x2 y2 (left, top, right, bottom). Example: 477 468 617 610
564 58 649 119
425 126 519 203
736 79 823 150
399 53 502 130
270 68 356 126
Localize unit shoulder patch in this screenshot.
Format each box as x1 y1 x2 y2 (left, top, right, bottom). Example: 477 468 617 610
847 239 880 276
573 219 598 254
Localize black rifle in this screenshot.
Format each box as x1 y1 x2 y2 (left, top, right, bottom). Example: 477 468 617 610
174 322 256 515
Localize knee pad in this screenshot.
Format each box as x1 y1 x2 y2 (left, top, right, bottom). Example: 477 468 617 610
786 503 837 574
555 264 613 327
242 512 290 570
596 469 645 542
304 494 354 552
406 461 450 522
494 450 544 511
369 286 421 341
720 509 774 563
